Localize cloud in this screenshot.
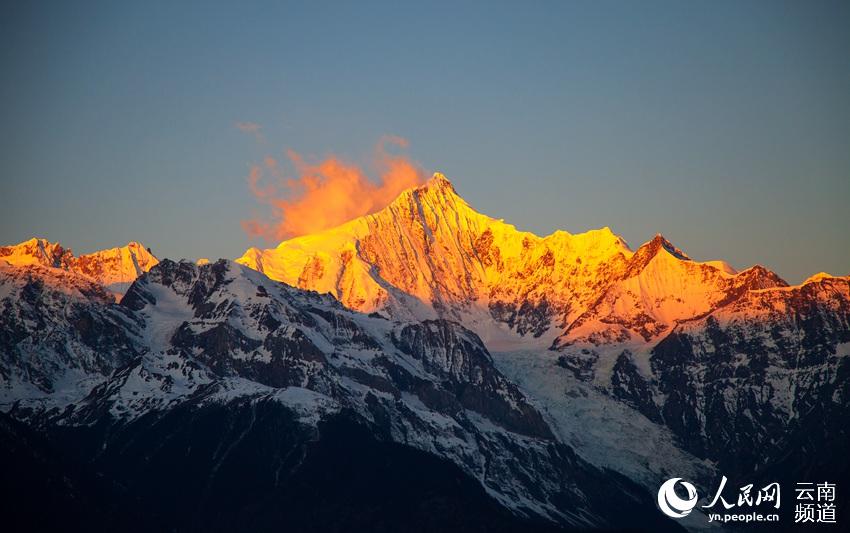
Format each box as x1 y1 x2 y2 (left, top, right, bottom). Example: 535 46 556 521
235 121 265 143
241 136 427 241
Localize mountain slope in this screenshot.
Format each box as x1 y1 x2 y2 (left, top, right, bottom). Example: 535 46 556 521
2 174 847 530
0 238 158 298
236 174 788 349
0 261 141 412
237 174 638 340
1 258 681 530
234 173 850 526
648 275 850 469
553 235 788 382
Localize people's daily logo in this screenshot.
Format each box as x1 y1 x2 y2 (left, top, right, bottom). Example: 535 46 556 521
657 478 698 518
656 477 837 525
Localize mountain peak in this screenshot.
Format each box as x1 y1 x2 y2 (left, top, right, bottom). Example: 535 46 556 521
617 234 692 280
648 233 690 260
802 271 840 285
373 171 469 224
425 171 453 187
0 238 72 268
0 237 159 299
414 172 458 198
625 234 689 271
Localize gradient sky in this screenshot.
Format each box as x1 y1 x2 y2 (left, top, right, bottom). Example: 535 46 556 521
1 0 847 283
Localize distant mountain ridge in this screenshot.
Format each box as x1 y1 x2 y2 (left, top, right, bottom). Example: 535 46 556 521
236 173 841 352
0 237 158 298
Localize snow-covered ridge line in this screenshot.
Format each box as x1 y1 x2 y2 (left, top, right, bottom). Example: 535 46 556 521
0 237 159 299
3 257 668 528
234 173 805 346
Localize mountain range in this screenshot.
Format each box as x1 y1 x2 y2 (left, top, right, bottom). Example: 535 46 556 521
2 173 848 531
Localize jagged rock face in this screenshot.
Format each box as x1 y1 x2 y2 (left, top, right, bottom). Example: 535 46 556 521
233 173 850 523
0 238 75 269
555 237 788 350
2 258 677 529
0 238 158 299
73 241 159 292
574 274 850 497
236 175 796 354
648 278 850 469
391 320 553 438
0 262 141 410
237 174 637 334
533 233 849 491
552 238 793 388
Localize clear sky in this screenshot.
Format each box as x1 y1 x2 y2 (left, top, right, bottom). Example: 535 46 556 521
1 0 847 283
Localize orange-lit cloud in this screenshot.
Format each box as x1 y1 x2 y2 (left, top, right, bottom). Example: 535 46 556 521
235 121 265 143
242 136 426 241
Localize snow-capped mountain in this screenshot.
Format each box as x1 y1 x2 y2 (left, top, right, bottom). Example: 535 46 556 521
0 261 141 411
2 258 677 531
645 275 850 474
1 174 847 531
0 238 158 299
236 173 636 337
235 173 850 518
236 174 792 348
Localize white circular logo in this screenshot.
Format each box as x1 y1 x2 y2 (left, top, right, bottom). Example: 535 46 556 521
657 478 698 518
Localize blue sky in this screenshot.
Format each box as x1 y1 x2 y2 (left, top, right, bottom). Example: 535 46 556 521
1 0 847 282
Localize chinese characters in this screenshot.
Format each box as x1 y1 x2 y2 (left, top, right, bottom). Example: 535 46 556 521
795 482 836 524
